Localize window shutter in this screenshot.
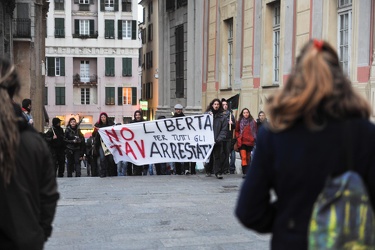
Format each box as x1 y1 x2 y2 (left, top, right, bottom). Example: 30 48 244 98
100 0 104 11
131 20 136 40
74 0 79 3
118 20 122 39
74 20 79 35
114 0 119 11
118 87 122 105
122 58 132 76
105 58 110 76
60 57 65 76
131 87 137 105
89 20 94 35
47 57 55 76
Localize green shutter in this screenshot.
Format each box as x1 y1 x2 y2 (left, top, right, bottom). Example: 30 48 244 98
131 20 136 40
74 20 79 35
55 18 64 37
114 0 119 11
105 58 110 76
105 58 115 76
60 57 65 76
100 0 104 11
132 87 137 105
118 87 122 105
47 57 55 76
118 20 122 39
89 20 94 35
105 20 114 38
122 58 132 76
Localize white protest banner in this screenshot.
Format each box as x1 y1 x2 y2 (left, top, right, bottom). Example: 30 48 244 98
98 114 214 165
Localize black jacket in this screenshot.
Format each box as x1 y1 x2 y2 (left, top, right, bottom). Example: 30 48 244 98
45 125 65 150
236 118 375 250
0 105 59 249
64 126 85 154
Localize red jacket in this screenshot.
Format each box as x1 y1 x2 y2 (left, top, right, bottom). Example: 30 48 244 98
235 119 257 148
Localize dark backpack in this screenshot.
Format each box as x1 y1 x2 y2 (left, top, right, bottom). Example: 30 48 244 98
308 171 375 249
308 122 375 250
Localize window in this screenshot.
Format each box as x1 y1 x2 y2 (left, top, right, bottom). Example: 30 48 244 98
100 0 118 11
80 20 89 35
81 88 90 104
105 87 115 105
166 0 175 12
175 25 184 98
273 3 280 83
146 82 153 99
226 18 233 88
148 1 152 21
148 24 153 41
146 51 153 69
55 87 65 105
79 0 89 4
122 58 132 76
80 61 90 82
105 20 114 39
141 28 146 44
338 0 352 75
44 87 48 105
105 0 114 11
118 20 136 39
47 57 65 76
54 18 65 38
118 87 137 105
55 0 64 10
74 20 96 38
177 0 187 9
105 58 115 76
122 0 131 12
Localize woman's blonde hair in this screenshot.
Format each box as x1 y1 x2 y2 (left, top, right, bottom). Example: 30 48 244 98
0 58 21 186
267 40 371 131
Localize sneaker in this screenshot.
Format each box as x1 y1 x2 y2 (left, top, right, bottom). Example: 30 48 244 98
242 174 246 179
216 174 223 179
205 173 211 177
185 170 190 175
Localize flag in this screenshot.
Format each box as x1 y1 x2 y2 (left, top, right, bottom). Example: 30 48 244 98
227 94 240 110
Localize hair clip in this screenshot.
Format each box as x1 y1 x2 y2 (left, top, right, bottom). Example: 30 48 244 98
313 39 323 51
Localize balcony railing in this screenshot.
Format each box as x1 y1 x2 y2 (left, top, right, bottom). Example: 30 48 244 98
73 74 97 85
12 18 31 38
79 4 90 11
72 32 98 39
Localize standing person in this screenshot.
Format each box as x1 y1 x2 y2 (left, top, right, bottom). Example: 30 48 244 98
172 104 192 175
235 108 257 178
129 110 148 176
21 98 33 126
204 99 229 179
256 111 268 132
0 57 59 249
221 98 236 174
235 40 375 249
65 117 85 177
92 112 115 178
154 115 167 175
45 117 66 177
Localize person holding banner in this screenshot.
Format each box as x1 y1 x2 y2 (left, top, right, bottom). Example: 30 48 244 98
204 99 229 179
221 98 236 175
172 104 195 175
93 112 115 178
129 110 149 176
45 117 66 177
65 117 86 177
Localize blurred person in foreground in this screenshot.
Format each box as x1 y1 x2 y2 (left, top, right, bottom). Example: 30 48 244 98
235 39 375 249
0 58 59 249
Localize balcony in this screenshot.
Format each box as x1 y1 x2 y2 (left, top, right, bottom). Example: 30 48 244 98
73 74 97 86
79 4 90 11
72 32 98 39
12 18 31 38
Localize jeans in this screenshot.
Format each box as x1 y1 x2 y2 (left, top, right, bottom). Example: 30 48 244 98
117 161 127 176
229 150 236 173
